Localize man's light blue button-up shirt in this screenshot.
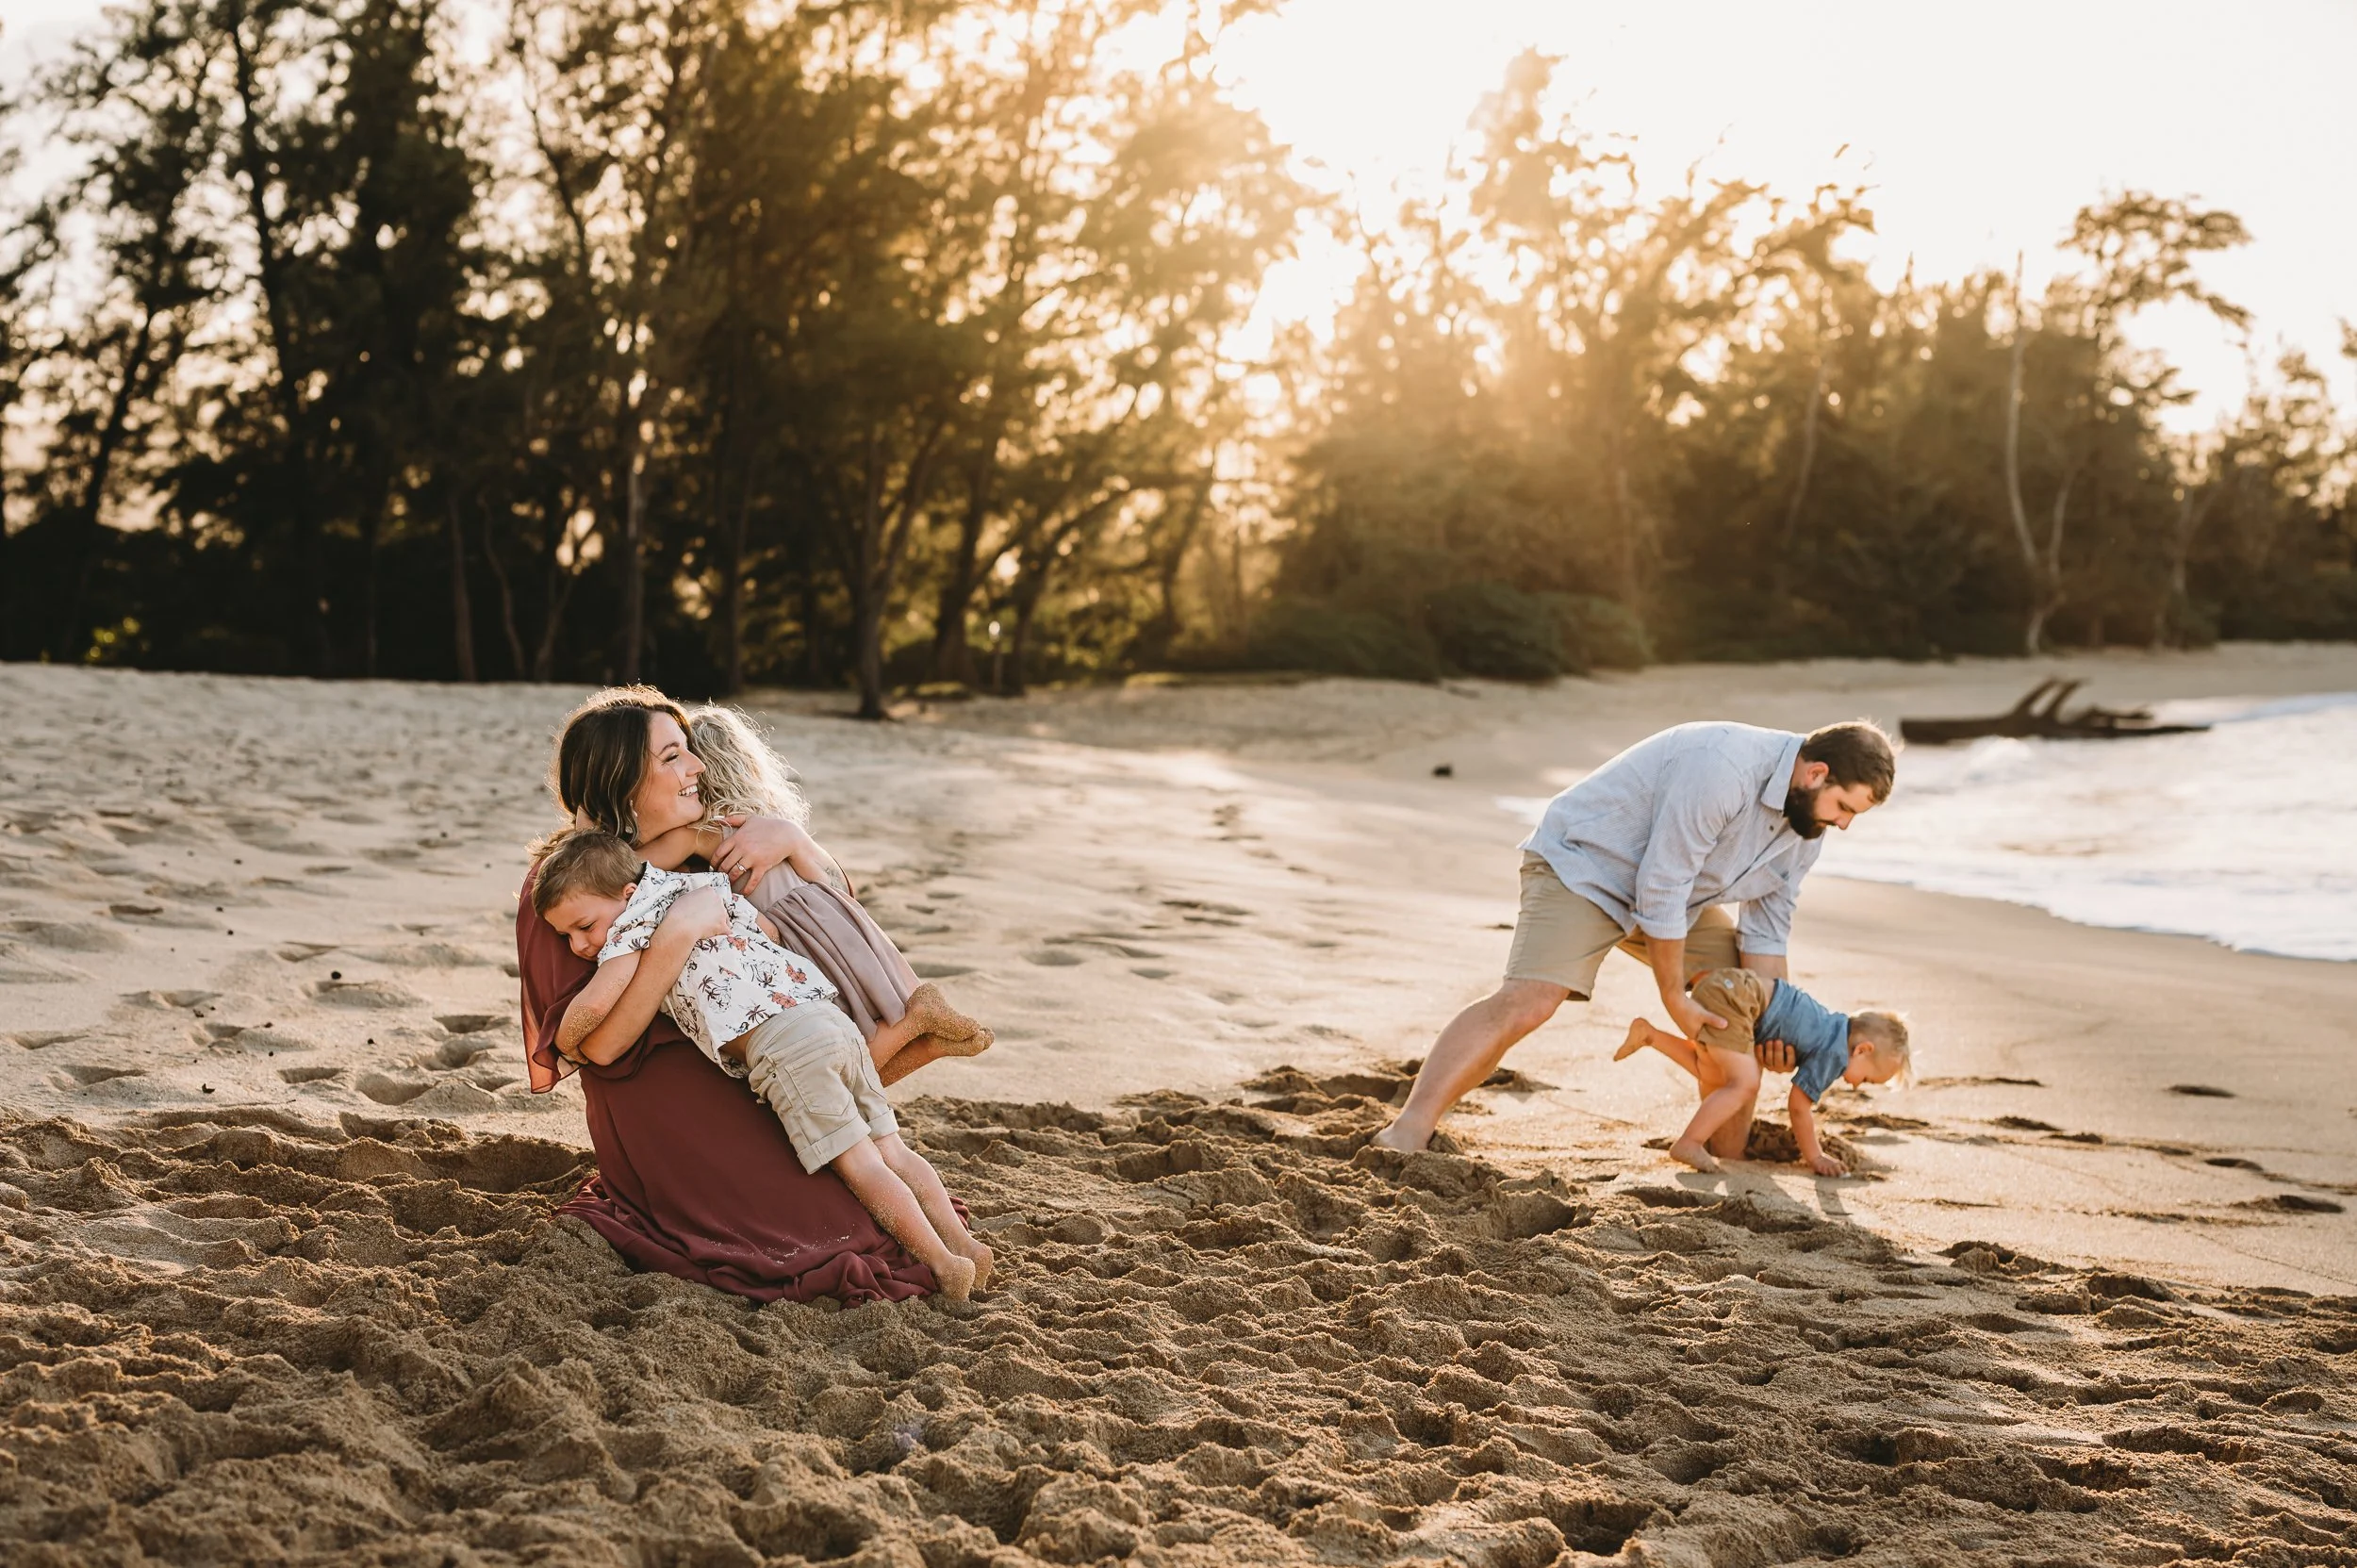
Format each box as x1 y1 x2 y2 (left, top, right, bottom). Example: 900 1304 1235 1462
1519 722 1821 956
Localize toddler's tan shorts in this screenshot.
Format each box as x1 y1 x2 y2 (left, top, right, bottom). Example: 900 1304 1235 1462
741 1003 897 1173
1687 966 1776 1054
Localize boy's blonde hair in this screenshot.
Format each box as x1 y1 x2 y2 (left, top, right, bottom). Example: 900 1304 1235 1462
1848 1010 1912 1083
530 829 643 917
684 704 809 826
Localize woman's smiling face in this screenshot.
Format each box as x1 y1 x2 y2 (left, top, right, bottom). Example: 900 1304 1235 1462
630 714 705 840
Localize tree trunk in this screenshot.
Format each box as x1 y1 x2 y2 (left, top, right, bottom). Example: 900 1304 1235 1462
2000 258 2059 657
361 498 383 677
532 497 578 683
2151 485 2215 649
720 467 752 695
619 403 646 684
446 489 477 682
226 0 333 676
799 566 823 687
1002 572 1045 697
1134 482 1211 664
1606 427 1649 619
478 501 527 678
1772 350 1828 592
929 477 992 685
55 305 156 659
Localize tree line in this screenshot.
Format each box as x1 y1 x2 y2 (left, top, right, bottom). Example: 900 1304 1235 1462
3 18 2349 701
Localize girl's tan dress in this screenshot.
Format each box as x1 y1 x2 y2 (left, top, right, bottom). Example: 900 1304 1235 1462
743 862 919 1041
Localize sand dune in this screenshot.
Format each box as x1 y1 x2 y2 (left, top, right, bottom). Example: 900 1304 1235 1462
3 651 2355 1562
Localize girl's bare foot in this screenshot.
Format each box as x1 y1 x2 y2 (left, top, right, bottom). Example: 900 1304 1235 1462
924 1027 993 1060
1615 1019 1652 1062
958 1236 995 1290
1668 1138 1721 1173
931 1253 978 1302
906 982 986 1043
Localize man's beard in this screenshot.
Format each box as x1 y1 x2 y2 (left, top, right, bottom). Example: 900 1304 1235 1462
1783 784 1828 839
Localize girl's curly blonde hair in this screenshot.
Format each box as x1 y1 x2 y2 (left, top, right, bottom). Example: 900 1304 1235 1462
684 704 809 827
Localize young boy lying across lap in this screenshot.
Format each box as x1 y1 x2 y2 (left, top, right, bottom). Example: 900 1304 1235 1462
1618 967 1909 1177
532 829 992 1299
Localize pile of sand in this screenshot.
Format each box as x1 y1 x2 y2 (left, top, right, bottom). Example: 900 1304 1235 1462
4 1071 2351 1565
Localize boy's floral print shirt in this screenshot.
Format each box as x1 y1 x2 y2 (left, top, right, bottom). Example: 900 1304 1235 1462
597 865 838 1076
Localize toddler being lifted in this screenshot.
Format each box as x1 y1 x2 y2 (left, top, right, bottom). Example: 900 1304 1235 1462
1618 967 1909 1177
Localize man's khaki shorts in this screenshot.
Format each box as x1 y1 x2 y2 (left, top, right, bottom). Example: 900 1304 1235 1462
1504 851 1742 999
741 1003 898 1174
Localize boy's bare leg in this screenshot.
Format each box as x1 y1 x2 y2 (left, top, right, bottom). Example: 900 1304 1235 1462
1615 1017 1703 1078
870 983 993 1075
1670 1048 1762 1174
832 1138 977 1300
876 1131 993 1289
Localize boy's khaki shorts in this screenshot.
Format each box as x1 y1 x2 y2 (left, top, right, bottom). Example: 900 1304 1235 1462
1687 966 1776 1055
741 1004 897 1174
1505 851 1743 999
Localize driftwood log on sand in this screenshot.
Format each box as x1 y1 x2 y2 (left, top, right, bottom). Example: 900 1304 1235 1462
1900 677 2211 745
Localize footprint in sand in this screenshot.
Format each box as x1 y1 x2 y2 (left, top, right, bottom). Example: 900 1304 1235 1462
1023 949 1085 967
54 1065 143 1087
315 979 425 1010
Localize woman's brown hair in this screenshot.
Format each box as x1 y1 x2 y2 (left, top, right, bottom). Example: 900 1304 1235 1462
551 685 689 844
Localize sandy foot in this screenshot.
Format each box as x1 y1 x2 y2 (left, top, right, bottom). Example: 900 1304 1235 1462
1669 1137 1722 1173
907 982 992 1057
957 1234 996 1291
1615 1018 1651 1061
930 1251 977 1301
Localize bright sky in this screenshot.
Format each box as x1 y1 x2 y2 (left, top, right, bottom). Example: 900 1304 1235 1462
1210 0 2357 424
8 0 2351 423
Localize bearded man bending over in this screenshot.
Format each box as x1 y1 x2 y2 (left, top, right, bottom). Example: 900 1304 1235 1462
1373 720 1897 1156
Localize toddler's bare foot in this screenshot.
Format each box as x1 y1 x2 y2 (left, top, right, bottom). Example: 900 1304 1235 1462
906 982 985 1043
958 1236 995 1291
1615 1019 1650 1062
931 1252 977 1302
1668 1138 1721 1174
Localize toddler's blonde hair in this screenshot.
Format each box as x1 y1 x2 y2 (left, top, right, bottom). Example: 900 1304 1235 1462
684 704 809 826
1848 1010 1912 1084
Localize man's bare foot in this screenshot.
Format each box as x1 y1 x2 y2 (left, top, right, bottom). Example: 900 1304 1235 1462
957 1236 995 1290
930 1253 977 1302
1668 1138 1721 1173
1368 1121 1428 1153
1615 1019 1652 1062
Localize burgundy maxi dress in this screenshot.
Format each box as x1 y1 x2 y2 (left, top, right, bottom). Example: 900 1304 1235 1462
516 870 945 1304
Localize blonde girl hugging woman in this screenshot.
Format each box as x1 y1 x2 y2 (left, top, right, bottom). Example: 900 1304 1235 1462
629 704 992 1062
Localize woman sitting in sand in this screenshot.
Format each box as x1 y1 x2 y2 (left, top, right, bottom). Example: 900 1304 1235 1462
517 685 985 1304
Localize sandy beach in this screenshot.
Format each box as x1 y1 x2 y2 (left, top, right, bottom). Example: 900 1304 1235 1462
5 647 2355 1562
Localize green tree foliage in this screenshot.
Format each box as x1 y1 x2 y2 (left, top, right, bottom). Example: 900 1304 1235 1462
1 29 2349 689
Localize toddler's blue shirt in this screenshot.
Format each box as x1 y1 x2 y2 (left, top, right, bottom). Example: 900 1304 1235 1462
1755 979 1851 1102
